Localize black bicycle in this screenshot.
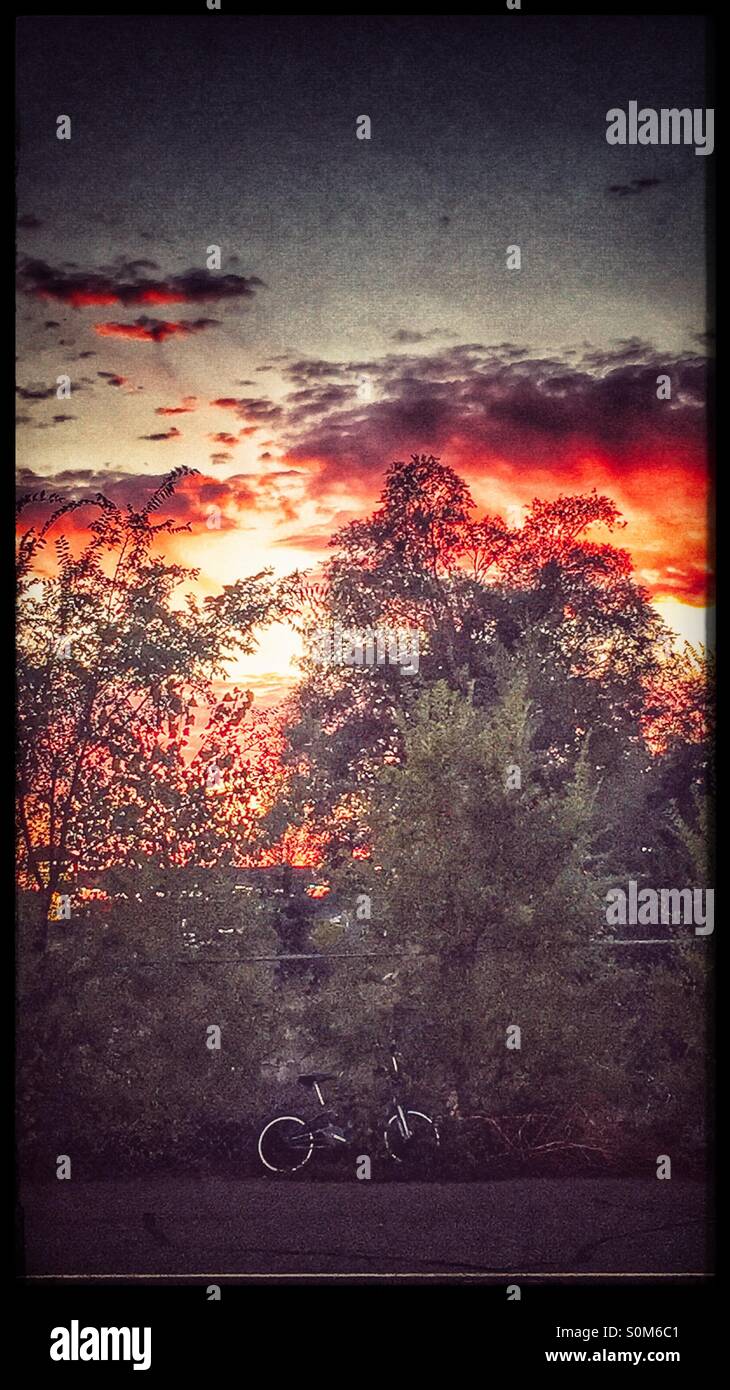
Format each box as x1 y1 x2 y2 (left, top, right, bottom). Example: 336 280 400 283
256 1044 440 1174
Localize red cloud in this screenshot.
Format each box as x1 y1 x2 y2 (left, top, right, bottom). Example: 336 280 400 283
209 432 239 447
95 317 218 342
97 372 129 388
16 467 294 545
156 402 199 415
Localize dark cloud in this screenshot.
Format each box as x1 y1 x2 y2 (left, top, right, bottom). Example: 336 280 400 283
580 338 659 368
97 371 129 387
17 256 265 307
606 177 663 198
246 341 710 497
272 358 350 385
16 383 57 401
17 213 42 229
488 343 530 359
390 328 452 345
285 384 355 424
29 414 79 431
139 426 182 441
210 396 284 426
16 465 142 497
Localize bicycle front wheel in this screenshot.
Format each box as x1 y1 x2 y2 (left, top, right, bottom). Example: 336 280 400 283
257 1116 313 1174
384 1110 440 1164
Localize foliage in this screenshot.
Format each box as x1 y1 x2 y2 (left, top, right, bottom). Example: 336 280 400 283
15 458 712 1175
16 472 283 928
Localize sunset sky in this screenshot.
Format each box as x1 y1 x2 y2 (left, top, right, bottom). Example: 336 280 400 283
16 14 713 702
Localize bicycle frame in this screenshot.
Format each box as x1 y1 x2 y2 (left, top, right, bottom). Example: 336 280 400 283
385 1045 413 1140
293 1080 348 1149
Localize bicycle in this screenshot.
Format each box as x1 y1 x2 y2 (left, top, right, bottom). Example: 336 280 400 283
256 1044 440 1174
257 1071 349 1174
377 1041 441 1164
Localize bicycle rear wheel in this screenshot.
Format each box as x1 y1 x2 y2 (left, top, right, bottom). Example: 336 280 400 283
384 1110 440 1164
257 1116 313 1174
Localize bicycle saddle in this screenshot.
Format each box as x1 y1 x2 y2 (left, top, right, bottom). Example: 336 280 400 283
297 1072 337 1086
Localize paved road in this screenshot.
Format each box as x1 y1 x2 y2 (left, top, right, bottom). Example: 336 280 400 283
20 1178 710 1281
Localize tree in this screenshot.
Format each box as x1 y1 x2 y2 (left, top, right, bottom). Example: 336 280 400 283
326 680 708 1152
16 470 282 936
324 453 477 685
17 880 283 1176
272 458 681 867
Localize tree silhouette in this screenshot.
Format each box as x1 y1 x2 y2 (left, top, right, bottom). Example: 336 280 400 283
16 469 282 937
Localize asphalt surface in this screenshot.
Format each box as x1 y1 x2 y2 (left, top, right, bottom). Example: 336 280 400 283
19 1177 710 1282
